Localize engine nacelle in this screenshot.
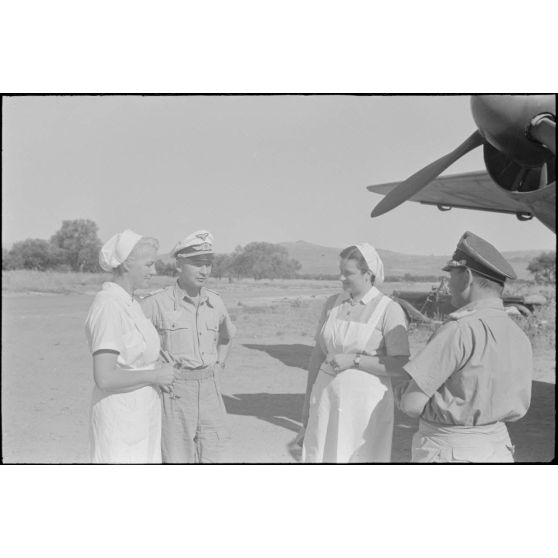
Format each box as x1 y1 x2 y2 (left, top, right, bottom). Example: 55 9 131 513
471 95 555 167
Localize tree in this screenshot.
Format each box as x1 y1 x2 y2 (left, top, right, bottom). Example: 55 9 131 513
527 251 556 284
212 254 233 279
230 242 301 279
7 239 60 271
2 247 21 270
155 259 177 277
50 219 102 272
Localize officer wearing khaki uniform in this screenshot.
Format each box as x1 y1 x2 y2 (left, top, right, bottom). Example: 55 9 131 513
396 231 533 463
141 230 236 463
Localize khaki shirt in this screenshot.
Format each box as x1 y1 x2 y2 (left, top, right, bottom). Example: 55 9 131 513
140 283 236 368
404 298 533 426
315 287 410 357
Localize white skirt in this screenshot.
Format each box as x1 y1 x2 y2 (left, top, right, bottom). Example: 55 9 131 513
90 385 162 464
302 368 394 463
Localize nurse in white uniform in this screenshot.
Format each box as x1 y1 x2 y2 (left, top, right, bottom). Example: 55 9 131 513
302 244 410 463
85 230 178 463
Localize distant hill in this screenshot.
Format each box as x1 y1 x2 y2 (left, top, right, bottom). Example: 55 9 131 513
279 240 547 280
156 240 548 280
278 241 342 275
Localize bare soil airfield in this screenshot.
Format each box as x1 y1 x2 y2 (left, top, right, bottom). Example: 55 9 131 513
2 275 555 463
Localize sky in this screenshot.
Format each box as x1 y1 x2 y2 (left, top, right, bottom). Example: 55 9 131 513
2 95 555 257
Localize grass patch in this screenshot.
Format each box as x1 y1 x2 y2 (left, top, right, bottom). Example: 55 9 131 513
1 270 177 295
2 270 111 294
3 270 554 353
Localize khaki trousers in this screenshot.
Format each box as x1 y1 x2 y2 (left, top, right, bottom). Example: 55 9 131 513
161 367 229 463
412 419 515 463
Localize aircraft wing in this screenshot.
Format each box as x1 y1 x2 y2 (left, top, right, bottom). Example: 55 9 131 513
367 170 533 215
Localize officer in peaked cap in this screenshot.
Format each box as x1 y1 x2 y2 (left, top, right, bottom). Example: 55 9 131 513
441 230 517 285
141 229 236 463
170 229 215 260
395 231 533 463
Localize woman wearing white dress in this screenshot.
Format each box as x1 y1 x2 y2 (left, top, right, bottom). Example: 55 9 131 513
301 243 410 463
85 230 177 463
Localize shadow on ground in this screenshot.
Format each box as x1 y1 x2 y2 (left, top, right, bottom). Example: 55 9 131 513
234 343 555 463
243 343 312 370
392 409 418 463
223 391 418 462
393 381 557 463
224 393 304 434
508 380 555 463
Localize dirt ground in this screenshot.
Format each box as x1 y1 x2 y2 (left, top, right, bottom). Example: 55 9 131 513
1 287 555 463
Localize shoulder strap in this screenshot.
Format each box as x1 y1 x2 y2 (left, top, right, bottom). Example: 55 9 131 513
328 292 348 320
139 288 165 300
365 295 391 332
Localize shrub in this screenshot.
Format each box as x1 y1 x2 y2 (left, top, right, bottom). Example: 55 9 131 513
527 251 556 285
6 239 63 271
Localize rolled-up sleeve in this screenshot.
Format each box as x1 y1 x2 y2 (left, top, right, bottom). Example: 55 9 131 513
219 305 236 342
383 301 410 357
404 321 469 397
314 295 336 344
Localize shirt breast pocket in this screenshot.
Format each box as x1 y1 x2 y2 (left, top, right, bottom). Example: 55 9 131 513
161 311 194 355
204 319 219 349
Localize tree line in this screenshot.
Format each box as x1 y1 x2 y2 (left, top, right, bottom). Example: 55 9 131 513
157 242 302 280
3 219 555 285
1 220 302 280
3 219 102 272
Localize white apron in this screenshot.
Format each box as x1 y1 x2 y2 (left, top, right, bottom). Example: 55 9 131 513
88 291 162 464
303 293 393 463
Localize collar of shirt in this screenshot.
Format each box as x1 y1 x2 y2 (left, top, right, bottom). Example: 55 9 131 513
173 282 214 308
448 297 505 319
102 281 134 306
342 286 381 306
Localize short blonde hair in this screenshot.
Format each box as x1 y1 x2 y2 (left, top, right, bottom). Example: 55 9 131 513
128 237 159 259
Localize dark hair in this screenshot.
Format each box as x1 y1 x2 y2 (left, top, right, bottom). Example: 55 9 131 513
470 270 504 295
339 245 370 274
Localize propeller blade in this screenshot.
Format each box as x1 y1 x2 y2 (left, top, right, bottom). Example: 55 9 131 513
539 162 548 188
371 130 484 218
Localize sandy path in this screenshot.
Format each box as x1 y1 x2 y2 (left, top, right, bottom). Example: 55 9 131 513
1 293 555 463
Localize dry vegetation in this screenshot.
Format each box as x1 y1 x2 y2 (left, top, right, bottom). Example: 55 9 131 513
504 283 556 350
2 270 114 294
1 270 432 295
3 269 554 352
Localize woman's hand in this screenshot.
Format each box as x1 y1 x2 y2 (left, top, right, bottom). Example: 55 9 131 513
328 353 355 373
155 363 179 390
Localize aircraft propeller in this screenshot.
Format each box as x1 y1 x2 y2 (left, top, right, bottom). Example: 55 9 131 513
370 95 556 219
370 131 483 217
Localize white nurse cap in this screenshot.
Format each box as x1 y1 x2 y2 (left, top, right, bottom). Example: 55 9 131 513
354 243 385 285
99 229 143 272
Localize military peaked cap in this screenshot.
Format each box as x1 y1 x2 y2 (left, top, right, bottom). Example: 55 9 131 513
442 231 517 284
171 230 215 259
